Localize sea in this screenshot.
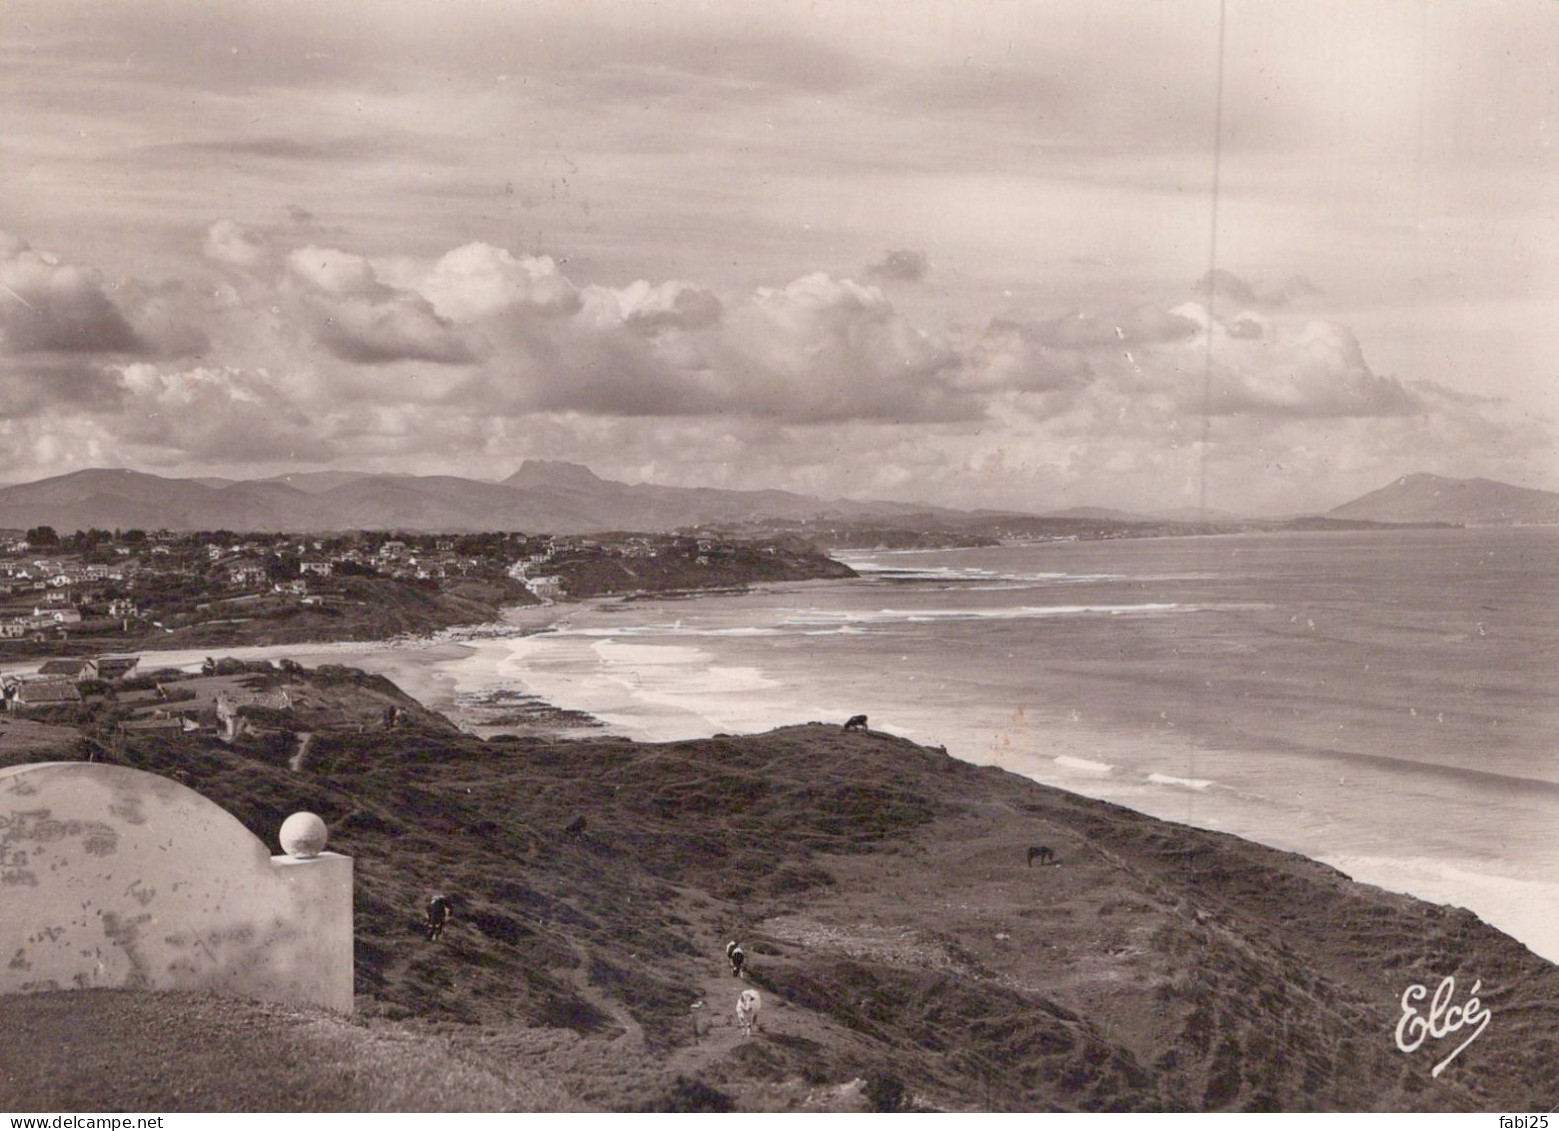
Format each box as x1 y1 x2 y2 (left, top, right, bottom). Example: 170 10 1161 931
126 527 1559 964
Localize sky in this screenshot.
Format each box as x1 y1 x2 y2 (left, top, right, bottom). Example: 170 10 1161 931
0 0 1555 515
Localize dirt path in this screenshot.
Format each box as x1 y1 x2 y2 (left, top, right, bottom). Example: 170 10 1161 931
288 731 314 771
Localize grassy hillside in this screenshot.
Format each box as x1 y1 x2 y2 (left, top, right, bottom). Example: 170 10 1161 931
2 666 1555 1111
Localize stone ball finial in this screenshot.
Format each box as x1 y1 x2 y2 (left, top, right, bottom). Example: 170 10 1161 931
279 811 328 858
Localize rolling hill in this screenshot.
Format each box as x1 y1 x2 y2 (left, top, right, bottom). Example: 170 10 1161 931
1329 473 1559 526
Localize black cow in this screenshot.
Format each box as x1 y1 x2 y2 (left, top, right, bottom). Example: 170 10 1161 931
843 714 869 732
1027 846 1056 867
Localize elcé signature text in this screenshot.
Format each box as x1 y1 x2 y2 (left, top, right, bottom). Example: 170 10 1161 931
1394 975 1492 1078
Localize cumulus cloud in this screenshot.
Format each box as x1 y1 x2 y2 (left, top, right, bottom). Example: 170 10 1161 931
0 223 1544 517
410 243 581 322
203 219 273 270
721 273 973 423
864 248 930 282
1167 303 1421 418
958 319 1093 397
587 279 724 333
0 233 143 355
966 291 1419 426
116 364 326 461
283 246 479 365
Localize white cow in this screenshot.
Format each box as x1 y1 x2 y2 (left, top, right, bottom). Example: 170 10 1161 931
736 988 761 1036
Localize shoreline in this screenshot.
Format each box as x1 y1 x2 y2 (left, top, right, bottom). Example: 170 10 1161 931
8 583 1556 967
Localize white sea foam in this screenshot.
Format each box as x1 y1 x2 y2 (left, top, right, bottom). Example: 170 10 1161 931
1321 854 1559 965
1146 772 1216 791
1054 755 1115 775
843 561 1125 585
492 637 841 742
561 624 783 639
779 603 1184 630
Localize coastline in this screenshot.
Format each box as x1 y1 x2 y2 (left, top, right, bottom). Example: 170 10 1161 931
11 578 1556 968
336 587 1559 969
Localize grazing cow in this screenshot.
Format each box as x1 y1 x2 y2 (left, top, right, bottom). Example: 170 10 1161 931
843 714 869 732
736 989 761 1036
564 814 587 836
1027 846 1056 867
425 893 452 941
726 940 746 978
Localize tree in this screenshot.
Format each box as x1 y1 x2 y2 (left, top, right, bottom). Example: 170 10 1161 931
26 525 59 547
266 552 300 582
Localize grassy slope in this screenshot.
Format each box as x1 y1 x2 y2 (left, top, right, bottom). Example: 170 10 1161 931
1 991 569 1112
130 577 534 649
2 672 1555 1112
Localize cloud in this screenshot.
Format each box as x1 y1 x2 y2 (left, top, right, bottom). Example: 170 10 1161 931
0 357 127 419
283 246 480 366
1193 269 1324 311
588 279 724 333
203 219 273 270
958 319 1093 398
1167 303 1421 419
0 221 1544 517
721 273 973 423
1016 307 1201 351
410 243 582 322
865 248 930 282
116 364 328 462
0 232 143 355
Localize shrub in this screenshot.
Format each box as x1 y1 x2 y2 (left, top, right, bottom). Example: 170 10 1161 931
643 1075 735 1113
866 1073 907 1113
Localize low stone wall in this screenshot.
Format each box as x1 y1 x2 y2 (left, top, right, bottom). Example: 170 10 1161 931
0 762 352 1012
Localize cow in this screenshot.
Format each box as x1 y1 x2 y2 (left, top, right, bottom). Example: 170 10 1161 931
843 714 869 732
425 893 452 941
564 814 587 836
736 989 761 1036
726 940 746 979
1027 846 1056 867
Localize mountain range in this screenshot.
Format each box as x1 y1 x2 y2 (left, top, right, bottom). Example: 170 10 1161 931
0 463 968 535
0 465 1553 534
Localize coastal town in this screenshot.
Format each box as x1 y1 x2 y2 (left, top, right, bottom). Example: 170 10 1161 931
0 525 852 654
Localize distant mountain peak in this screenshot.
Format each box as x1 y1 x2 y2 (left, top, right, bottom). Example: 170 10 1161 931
503 460 609 490
1330 472 1559 526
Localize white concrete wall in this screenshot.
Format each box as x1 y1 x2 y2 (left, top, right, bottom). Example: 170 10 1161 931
0 762 353 1012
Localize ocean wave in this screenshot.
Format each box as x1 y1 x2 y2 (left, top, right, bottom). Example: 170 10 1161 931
850 563 1124 585
1146 772 1216 791
783 603 1184 628
534 600 1191 640
552 623 782 639
1054 754 1114 774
